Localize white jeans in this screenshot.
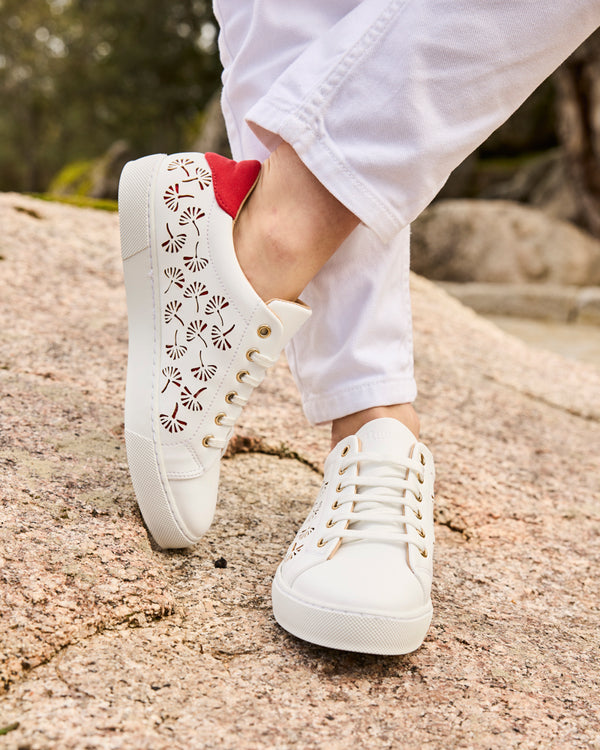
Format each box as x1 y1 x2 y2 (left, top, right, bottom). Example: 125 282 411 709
213 0 600 424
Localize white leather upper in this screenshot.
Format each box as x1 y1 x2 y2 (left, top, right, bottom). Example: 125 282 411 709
278 418 435 617
150 153 311 479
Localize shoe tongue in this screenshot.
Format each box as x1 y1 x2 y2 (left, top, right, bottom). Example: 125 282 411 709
355 418 417 463
351 419 418 533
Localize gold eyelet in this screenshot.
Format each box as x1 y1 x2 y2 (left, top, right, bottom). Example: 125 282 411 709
202 435 213 448
326 519 335 528
420 453 426 466
215 413 226 426
336 483 343 493
225 391 237 404
236 370 249 383
341 446 349 457
317 538 326 548
416 491 423 502
417 528 426 538
338 467 346 476
414 509 422 520
257 325 271 338
418 473 424 484
420 548 428 558
331 500 340 510
246 348 259 362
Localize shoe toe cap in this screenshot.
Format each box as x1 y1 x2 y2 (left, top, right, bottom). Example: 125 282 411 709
292 542 427 617
168 462 221 542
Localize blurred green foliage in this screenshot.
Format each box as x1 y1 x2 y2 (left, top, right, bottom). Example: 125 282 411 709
30 192 117 211
0 0 222 191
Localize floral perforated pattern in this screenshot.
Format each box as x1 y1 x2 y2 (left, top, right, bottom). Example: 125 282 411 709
211 323 235 351
183 281 208 313
163 184 194 212
168 157 194 177
161 366 182 393
164 267 185 292
179 206 205 233
165 330 187 360
205 295 229 325
157 157 237 439
191 351 217 382
185 319 208 346
160 403 187 434
162 225 186 253
283 481 328 563
183 242 209 272
284 542 304 562
164 300 185 326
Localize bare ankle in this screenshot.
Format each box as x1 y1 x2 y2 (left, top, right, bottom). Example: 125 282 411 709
233 182 303 301
233 142 359 302
331 404 420 448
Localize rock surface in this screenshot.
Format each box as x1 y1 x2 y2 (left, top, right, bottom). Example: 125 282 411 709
411 199 600 285
0 194 599 749
486 316 600 369
438 281 600 323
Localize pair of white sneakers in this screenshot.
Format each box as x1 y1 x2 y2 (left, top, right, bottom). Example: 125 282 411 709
119 151 435 655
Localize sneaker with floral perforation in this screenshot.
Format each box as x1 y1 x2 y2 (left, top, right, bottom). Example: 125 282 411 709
119 152 311 548
272 417 435 654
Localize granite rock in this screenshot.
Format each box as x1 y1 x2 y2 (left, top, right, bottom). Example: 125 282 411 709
411 199 600 285
0 195 599 749
437 281 600 325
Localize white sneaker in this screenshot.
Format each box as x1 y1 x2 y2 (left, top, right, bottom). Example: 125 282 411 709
272 418 435 654
119 152 311 548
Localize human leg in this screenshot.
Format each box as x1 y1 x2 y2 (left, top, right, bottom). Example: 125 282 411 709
215 0 419 424
212 0 426 654
218 0 600 430
244 0 600 242
213 0 599 653
233 142 359 303
119 0 599 648
233 142 421 438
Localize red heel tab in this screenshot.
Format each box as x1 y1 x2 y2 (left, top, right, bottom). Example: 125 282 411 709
205 152 261 219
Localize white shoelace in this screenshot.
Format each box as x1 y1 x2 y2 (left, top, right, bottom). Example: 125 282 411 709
203 349 277 450
321 451 428 555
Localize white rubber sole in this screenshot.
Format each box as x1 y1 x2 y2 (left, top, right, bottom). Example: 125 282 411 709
119 154 196 548
272 569 433 655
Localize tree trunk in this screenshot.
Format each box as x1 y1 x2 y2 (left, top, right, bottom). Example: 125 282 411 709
554 28 600 238
192 88 231 158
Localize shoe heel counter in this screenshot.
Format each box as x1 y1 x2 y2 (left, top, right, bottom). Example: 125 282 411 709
205 152 261 220
119 154 165 261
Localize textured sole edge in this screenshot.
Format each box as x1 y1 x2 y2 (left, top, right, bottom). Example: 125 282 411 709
272 569 433 655
119 155 196 549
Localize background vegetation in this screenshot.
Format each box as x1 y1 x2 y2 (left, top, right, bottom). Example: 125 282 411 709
0 0 221 192
0 1 598 239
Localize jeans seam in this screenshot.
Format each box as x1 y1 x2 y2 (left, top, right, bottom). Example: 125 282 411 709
281 0 406 234
299 0 404 124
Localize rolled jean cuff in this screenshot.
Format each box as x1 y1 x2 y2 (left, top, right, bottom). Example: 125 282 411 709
301 375 418 426
246 106 402 245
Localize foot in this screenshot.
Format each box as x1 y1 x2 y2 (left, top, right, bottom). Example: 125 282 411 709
331 403 420 448
272 417 435 655
119 152 311 548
